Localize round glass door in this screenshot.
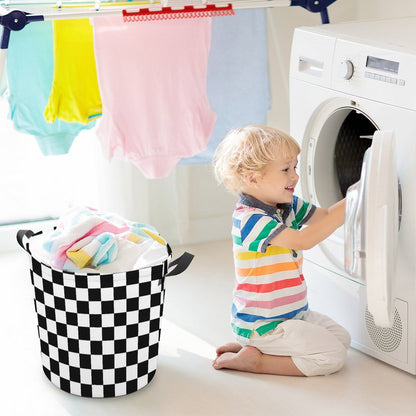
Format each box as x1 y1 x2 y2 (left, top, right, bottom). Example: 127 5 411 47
304 107 377 209
302 106 378 274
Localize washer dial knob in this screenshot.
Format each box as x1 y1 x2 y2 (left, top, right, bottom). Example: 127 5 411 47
338 60 354 80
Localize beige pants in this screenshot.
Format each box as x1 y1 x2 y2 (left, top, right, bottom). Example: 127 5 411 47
235 310 351 376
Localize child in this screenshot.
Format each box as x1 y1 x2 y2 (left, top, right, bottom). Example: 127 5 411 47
212 125 350 377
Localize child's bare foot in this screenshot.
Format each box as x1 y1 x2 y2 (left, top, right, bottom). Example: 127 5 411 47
215 342 242 356
213 344 305 376
213 346 262 373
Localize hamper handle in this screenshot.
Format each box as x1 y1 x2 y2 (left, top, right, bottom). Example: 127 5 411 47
16 229 39 254
166 252 194 277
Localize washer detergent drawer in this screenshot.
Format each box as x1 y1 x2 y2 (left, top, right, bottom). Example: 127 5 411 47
345 130 399 328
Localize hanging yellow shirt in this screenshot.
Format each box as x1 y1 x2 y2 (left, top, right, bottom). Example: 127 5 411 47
44 19 102 125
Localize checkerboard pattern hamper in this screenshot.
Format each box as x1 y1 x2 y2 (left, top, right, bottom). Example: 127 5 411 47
17 229 193 398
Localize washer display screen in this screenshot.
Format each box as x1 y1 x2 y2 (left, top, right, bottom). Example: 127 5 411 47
366 56 399 74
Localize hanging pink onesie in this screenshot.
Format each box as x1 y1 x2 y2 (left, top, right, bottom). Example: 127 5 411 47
93 16 216 178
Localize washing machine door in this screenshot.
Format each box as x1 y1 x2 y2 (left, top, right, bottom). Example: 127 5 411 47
345 130 399 327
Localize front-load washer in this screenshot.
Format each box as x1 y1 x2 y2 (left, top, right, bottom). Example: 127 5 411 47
289 17 416 374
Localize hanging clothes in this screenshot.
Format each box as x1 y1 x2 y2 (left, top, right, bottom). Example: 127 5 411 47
44 18 102 124
6 21 95 155
0 67 6 96
180 9 270 165
93 16 216 179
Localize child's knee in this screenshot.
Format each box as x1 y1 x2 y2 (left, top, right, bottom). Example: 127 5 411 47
293 345 348 376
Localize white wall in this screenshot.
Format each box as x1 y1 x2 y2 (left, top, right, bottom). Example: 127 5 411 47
101 0 416 246
356 0 416 19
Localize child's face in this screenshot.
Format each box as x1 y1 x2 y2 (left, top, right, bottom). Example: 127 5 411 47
248 154 299 206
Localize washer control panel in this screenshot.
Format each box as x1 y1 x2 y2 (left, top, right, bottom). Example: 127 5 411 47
290 24 416 110
331 38 416 110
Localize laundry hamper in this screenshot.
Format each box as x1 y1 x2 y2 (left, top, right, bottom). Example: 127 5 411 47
17 229 193 398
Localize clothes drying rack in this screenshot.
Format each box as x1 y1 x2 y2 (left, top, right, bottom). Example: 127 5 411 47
0 0 337 85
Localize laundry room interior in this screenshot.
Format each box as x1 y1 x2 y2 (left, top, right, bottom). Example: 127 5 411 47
1 0 415 414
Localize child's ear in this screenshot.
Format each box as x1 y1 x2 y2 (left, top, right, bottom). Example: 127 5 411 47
243 172 260 186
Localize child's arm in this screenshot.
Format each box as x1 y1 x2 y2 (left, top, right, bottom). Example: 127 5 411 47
304 199 345 226
270 199 345 251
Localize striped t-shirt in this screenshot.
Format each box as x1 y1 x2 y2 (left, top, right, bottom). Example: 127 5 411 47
231 194 316 339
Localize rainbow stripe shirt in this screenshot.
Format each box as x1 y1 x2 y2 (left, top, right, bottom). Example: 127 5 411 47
231 194 316 338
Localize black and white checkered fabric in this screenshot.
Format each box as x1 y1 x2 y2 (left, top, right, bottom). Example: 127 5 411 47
29 255 169 398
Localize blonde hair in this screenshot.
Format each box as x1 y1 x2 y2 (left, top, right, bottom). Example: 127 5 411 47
213 125 301 194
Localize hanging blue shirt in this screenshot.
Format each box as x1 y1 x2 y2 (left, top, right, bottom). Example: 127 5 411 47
180 9 270 165
6 20 95 155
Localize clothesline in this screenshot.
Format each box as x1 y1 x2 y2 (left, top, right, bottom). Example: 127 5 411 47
0 0 296 83
0 1 292 19
0 2 294 29
0 0 337 98
0 0 337 28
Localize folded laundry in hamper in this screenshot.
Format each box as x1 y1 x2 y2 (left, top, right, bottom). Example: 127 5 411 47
31 206 170 273
17 226 193 398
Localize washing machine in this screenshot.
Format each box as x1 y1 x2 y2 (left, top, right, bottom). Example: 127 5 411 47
289 16 416 374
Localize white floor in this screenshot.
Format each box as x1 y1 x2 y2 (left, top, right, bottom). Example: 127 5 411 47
1 239 415 416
